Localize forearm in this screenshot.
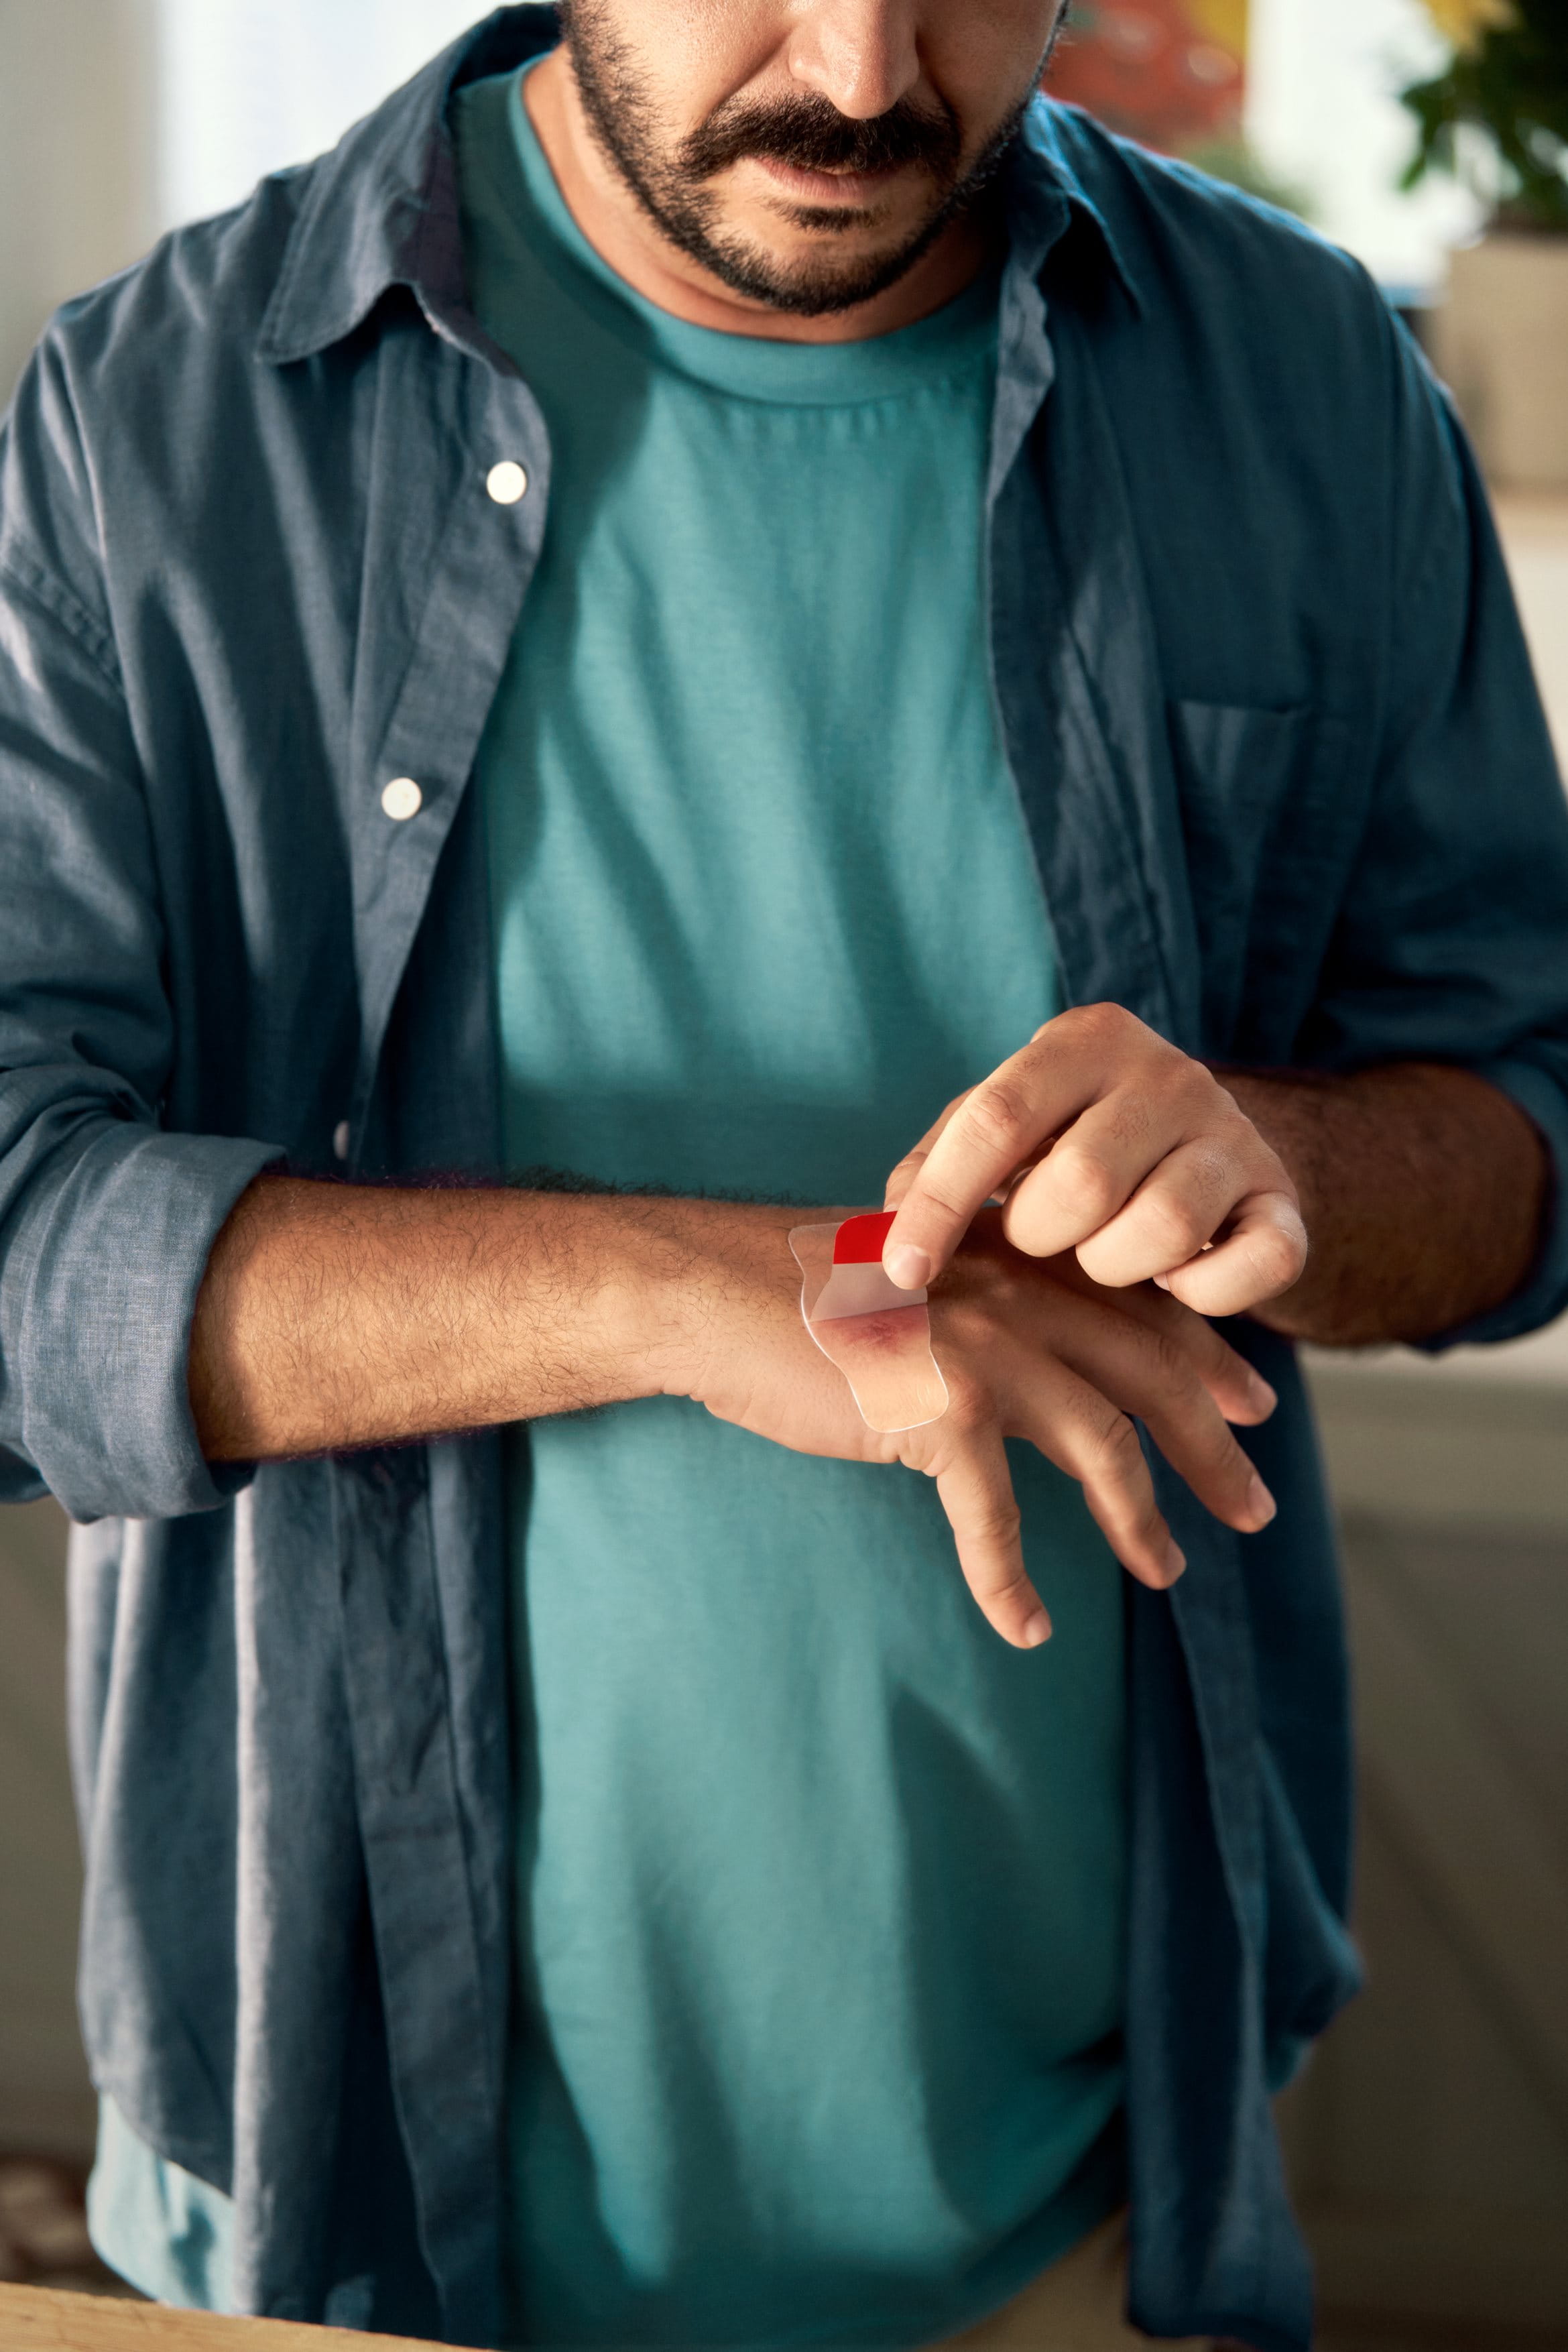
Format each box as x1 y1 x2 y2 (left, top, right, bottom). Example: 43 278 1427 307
188 1174 770 1461
1222 1061 1550 1346
186 1163 1311 1651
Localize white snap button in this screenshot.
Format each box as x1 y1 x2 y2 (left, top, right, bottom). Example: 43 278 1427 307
487 461 528 506
381 776 422 821
333 1121 351 1163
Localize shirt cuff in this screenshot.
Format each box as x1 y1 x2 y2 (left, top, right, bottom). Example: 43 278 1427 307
9 1124 285 1521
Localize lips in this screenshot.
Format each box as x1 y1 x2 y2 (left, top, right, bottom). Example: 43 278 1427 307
749 154 908 204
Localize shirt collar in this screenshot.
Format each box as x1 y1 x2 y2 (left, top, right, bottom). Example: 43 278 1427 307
1004 99 1146 317
257 2 1142 367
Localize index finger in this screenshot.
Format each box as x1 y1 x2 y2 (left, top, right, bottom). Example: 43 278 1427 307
883 1039 1093 1290
882 1090 973 1212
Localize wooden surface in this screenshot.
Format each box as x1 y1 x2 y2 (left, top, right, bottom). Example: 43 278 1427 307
0 2284 448 2350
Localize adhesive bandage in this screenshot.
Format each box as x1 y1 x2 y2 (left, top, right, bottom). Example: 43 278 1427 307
788 1210 949 1435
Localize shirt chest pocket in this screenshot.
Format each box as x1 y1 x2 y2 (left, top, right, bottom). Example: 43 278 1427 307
1167 698 1325 1056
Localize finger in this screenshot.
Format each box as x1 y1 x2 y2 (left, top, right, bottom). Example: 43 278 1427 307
998 1092 1173 1260
928 1415 1051 1648
995 1351 1185 1592
1157 1192 1308 1318
1087 1285 1277 1423
1073 1135 1270 1291
1037 1295 1276 1533
884 1091 974 1211
883 1045 1101 1288
1031 1252 1278 1425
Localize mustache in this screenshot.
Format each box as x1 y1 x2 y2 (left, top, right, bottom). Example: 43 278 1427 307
679 92 963 184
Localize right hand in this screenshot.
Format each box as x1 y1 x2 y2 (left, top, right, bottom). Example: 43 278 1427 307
666 1203 1278 1650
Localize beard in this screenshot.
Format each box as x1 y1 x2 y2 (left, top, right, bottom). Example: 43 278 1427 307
558 1 1042 316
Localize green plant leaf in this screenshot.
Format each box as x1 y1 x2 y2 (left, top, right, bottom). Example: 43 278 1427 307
1400 0 1568 232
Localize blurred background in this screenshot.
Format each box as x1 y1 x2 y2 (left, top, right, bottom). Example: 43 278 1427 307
0 1 1564 2342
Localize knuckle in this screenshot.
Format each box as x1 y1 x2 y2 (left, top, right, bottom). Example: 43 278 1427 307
980 1568 1034 1622
1146 1192 1210 1263
1086 1409 1146 1487
971 1496 1024 1555
1252 1224 1307 1291
964 1078 1033 1159
1101 1089 1154 1154
914 1169 977 1225
1191 1135 1237 1191
1218 1433 1256 1489
1144 1327 1201 1401
1064 1000 1131 1045
1046 1143 1122 1226
1187 1413 1246 1481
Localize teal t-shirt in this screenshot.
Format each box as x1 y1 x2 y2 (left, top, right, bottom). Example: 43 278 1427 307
457 66 1130 2352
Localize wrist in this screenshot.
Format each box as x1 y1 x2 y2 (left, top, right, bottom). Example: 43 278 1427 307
575 1193 795 1407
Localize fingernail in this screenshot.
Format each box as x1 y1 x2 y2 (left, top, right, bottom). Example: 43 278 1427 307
1246 1372 1278 1416
1163 1539 1187 1584
1022 1608 1052 1647
1247 1474 1277 1527
886 1244 932 1291
1152 1273 1172 1293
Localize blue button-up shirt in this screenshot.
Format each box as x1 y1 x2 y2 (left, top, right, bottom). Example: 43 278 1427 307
3 9 1567 2347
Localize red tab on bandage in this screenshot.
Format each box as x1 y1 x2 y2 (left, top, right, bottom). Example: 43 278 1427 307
833 1210 896 1266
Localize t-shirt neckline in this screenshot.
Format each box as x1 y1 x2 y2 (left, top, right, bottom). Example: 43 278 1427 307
489 61 1001 410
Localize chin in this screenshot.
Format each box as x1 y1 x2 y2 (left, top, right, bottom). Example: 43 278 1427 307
670 182 955 316
724 219 937 304
730 261 913 316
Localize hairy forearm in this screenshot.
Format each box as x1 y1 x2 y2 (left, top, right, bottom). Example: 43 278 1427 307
1221 1061 1550 1346
188 1175 763 1461
189 1061 1551 1459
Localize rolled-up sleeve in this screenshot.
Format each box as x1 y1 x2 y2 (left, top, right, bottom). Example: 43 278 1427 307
0 346 282 1520
1301 319 1568 1347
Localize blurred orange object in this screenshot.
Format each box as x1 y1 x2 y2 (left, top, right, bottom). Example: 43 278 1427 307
1046 0 1246 154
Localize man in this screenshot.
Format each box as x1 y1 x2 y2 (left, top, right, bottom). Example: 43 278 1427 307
1 2 1564 2346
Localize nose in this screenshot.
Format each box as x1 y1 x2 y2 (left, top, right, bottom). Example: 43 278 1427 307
786 0 922 121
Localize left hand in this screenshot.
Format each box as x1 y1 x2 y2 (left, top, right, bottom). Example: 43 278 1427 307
682 1203 1280 1647
880 1004 1309 1319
